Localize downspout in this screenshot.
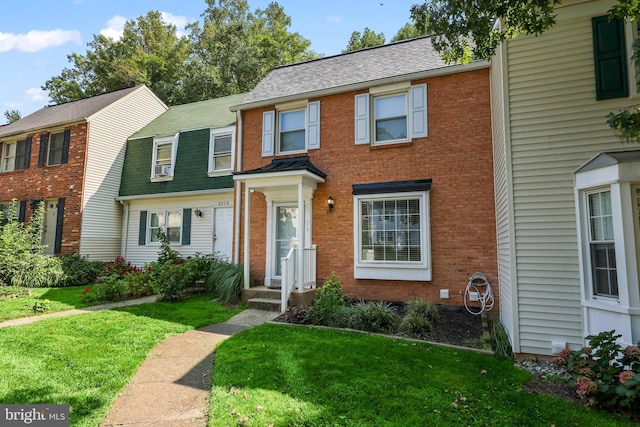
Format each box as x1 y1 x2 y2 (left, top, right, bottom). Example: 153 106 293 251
119 200 129 259
234 110 243 264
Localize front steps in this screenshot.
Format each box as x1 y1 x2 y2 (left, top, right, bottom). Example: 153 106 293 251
242 285 316 312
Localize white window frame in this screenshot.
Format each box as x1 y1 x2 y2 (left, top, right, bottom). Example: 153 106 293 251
585 189 618 298
1 142 17 172
208 126 235 176
353 190 431 281
277 108 307 155
47 132 64 166
147 209 183 245
261 100 320 157
151 135 176 181
373 92 409 145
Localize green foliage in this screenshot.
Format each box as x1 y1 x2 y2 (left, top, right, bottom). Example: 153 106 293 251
305 274 350 326
398 299 438 340
93 274 130 302
554 330 640 413
123 266 154 298
0 200 64 288
31 298 51 313
342 27 386 53
391 23 427 43
411 0 560 63
60 254 106 287
206 261 245 304
607 108 640 143
347 300 400 333
148 261 189 301
156 231 183 265
3 109 21 124
491 321 515 360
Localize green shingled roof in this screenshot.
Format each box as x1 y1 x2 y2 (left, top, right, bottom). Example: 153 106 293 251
130 93 246 139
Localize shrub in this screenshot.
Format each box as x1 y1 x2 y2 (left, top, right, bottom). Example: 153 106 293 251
206 262 245 304
102 256 133 280
490 321 514 360
347 300 400 333
123 266 154 298
405 299 439 323
553 330 640 414
148 261 190 301
306 274 350 326
60 254 106 287
93 274 129 302
0 200 64 287
398 312 433 340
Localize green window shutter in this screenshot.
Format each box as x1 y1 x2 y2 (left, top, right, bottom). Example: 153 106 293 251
139 211 147 245
592 16 629 100
54 198 65 254
182 208 191 245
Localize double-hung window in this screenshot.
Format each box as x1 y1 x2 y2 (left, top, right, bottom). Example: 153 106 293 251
261 101 320 157
355 83 427 145
587 191 618 297
47 133 65 165
353 180 432 281
209 127 235 174
149 210 182 243
1 139 29 172
152 136 175 180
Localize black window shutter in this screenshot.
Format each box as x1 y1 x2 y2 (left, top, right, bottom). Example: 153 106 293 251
54 198 65 254
139 211 147 245
38 134 47 167
61 129 70 164
593 16 629 100
24 137 32 169
182 209 191 245
18 200 26 223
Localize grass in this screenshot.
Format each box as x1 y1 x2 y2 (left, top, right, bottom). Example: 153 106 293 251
209 324 633 426
0 286 105 322
0 295 243 427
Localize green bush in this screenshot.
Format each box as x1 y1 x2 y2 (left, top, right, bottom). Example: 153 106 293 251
148 261 190 301
397 299 438 340
553 330 640 413
347 300 400 333
0 200 64 287
206 262 245 304
490 321 514 360
93 274 129 302
306 274 350 326
60 254 106 287
123 266 154 298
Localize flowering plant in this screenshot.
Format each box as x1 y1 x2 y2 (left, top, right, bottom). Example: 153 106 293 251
32 298 50 313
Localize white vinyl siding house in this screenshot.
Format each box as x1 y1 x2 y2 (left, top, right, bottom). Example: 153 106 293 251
493 0 640 354
80 86 167 260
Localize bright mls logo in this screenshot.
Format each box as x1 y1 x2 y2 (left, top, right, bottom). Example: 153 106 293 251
1 405 69 426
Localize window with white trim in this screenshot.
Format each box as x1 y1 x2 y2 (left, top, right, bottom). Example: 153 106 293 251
47 133 64 165
353 180 431 281
209 127 235 174
586 190 618 297
1 139 28 172
148 210 182 243
152 136 174 180
355 83 427 146
261 101 320 157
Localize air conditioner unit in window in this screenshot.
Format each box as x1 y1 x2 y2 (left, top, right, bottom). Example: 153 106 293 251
155 165 171 177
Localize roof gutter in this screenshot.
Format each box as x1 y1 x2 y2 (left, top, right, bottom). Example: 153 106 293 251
230 61 489 112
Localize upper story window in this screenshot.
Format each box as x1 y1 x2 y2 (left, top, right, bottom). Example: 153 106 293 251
355 83 427 146
47 133 65 165
1 139 30 172
209 126 235 175
261 101 320 157
151 136 175 181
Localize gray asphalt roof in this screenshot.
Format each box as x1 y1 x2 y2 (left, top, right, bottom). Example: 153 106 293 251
0 85 145 138
234 36 474 109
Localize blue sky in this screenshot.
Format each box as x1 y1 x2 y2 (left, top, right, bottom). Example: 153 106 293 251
0 0 418 121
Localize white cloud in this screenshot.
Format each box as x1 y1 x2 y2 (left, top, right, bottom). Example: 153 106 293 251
0 30 81 52
160 12 188 30
26 88 46 102
326 15 344 24
100 16 127 40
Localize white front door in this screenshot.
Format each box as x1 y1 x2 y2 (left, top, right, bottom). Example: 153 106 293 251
42 199 58 255
213 207 233 261
274 206 298 277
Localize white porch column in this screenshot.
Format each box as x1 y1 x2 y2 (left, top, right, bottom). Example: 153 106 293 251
297 182 305 292
243 184 251 289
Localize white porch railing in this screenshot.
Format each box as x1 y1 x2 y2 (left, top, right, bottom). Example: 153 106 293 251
280 244 317 313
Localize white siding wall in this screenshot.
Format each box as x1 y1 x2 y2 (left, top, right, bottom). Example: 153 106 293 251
122 193 234 266
80 87 167 260
503 0 633 354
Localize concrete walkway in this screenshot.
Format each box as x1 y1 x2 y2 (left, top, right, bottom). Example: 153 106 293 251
0 295 278 426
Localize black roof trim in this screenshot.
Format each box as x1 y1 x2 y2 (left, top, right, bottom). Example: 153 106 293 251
234 156 327 178
352 179 432 195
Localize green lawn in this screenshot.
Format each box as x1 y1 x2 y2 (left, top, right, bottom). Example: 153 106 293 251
209 324 633 427
0 286 104 321
0 295 243 427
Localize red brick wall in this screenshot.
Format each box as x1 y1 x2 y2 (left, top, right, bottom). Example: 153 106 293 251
237 68 498 308
0 123 87 255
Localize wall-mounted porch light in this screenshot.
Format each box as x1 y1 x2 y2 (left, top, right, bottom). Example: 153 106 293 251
194 208 202 217
327 196 335 211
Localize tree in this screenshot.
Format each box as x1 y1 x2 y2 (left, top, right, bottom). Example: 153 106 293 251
185 0 318 100
415 0 640 141
44 11 191 105
343 27 386 53
391 23 426 43
3 110 21 124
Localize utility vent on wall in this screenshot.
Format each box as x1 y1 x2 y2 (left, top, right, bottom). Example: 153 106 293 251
155 165 171 176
